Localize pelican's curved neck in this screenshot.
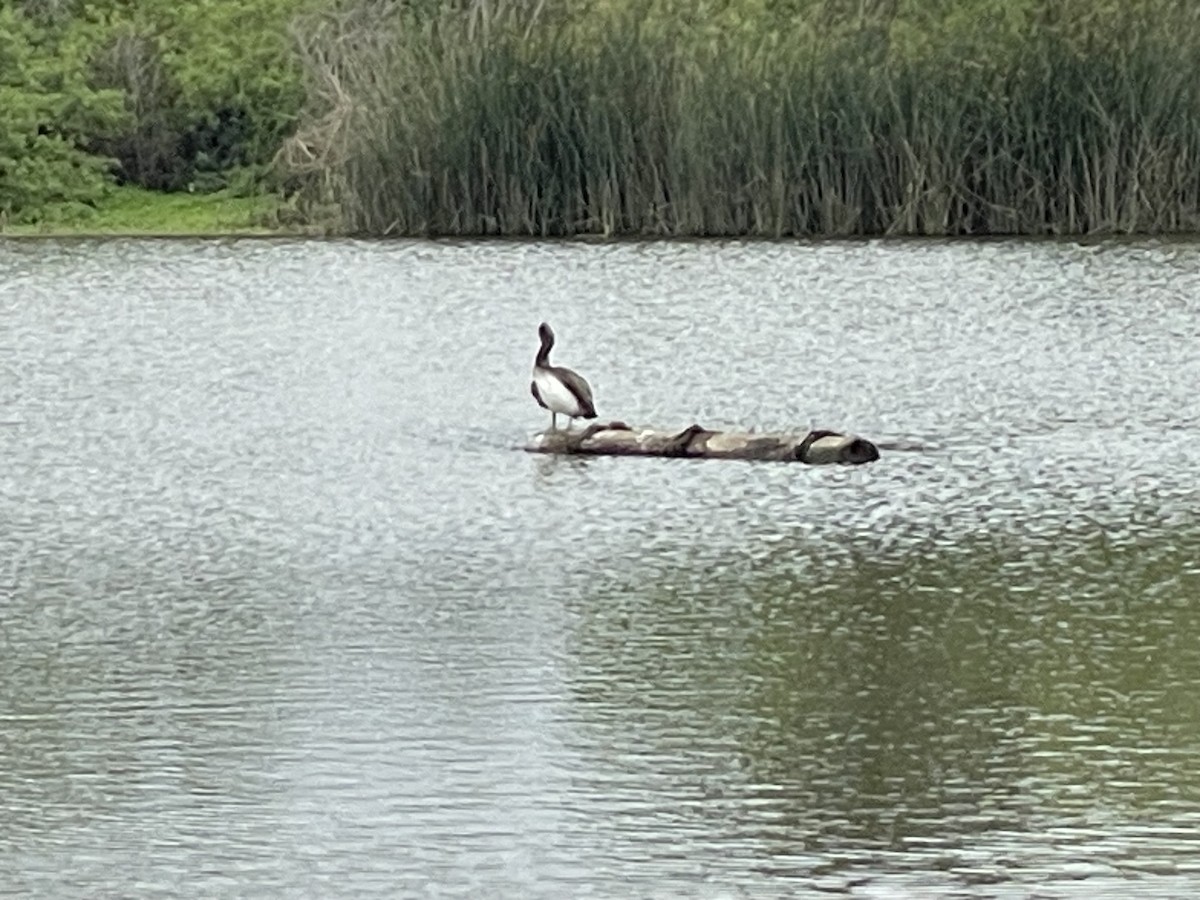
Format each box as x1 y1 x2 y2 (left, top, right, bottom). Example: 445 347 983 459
535 330 554 368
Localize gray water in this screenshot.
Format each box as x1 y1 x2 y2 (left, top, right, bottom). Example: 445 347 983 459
2 236 1200 898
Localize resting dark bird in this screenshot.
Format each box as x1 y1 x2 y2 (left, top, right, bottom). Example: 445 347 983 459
530 322 597 431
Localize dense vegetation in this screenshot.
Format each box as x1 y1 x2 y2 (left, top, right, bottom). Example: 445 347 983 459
286 0 1200 236
7 0 1200 236
2 0 310 228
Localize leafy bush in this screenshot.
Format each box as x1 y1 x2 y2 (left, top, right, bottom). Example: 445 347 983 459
80 0 313 192
2 0 314 223
0 5 125 223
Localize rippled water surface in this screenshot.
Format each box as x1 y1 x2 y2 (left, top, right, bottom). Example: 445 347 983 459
3 237 1200 897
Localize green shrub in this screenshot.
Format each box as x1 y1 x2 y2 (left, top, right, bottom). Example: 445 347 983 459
81 0 312 192
0 5 124 223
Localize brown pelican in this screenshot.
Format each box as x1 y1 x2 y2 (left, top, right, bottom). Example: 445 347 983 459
530 322 597 431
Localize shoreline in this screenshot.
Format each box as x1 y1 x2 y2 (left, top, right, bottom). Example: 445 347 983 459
8 229 1200 244
6 187 1200 244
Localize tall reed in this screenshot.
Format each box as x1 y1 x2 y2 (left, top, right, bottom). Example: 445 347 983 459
281 0 1200 236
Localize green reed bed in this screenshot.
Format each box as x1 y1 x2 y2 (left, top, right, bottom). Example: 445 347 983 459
281 2 1200 237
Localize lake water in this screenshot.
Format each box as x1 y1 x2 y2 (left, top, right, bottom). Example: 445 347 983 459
2 236 1200 897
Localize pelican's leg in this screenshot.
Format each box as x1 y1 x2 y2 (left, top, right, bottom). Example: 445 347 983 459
550 411 558 431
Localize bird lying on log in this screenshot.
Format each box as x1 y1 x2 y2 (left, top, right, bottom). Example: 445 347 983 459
530 322 597 431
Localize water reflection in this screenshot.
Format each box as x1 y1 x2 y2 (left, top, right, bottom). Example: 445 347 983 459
2 236 1200 895
566 520 1200 890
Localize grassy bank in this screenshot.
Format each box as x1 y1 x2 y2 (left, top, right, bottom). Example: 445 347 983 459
2 186 300 237
282 0 1200 238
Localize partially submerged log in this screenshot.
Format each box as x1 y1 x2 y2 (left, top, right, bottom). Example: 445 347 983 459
525 421 879 465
